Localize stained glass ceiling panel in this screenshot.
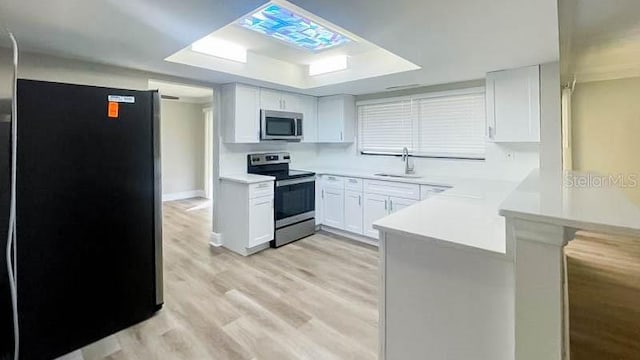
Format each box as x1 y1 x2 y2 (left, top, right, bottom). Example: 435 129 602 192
237 4 351 51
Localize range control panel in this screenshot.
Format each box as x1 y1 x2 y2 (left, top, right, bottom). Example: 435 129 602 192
248 152 291 166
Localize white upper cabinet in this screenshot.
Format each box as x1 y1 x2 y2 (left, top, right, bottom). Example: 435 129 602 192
221 83 260 143
486 65 540 142
259 88 318 142
259 88 284 111
299 95 318 143
317 95 356 143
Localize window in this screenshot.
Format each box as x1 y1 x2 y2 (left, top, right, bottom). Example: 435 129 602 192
357 88 486 159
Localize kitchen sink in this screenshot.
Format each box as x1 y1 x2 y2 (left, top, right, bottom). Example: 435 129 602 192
374 172 423 179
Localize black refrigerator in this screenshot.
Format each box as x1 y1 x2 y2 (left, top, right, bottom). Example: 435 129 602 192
0 79 163 360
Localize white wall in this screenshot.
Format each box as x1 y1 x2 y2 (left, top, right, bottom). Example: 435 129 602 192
539 62 562 173
219 141 317 175
161 99 206 197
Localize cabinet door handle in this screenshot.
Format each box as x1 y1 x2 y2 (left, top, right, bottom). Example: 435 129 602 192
340 131 343 141
488 126 495 139
389 199 393 212
359 195 361 206
384 199 387 210
322 189 324 199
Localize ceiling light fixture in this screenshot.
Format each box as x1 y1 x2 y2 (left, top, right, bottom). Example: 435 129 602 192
191 37 247 63
309 55 348 76
237 3 351 51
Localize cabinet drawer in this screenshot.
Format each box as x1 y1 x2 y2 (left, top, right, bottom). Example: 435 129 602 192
345 177 363 191
322 175 345 189
420 184 451 200
364 180 420 200
249 181 274 199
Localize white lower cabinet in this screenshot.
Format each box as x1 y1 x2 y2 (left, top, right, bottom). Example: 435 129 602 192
248 196 275 248
322 187 345 229
363 193 389 238
219 179 274 256
344 190 364 234
389 196 418 214
318 175 424 241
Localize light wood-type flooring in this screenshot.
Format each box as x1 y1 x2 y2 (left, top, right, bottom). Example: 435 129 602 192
566 231 640 360
64 198 378 360
60 200 640 359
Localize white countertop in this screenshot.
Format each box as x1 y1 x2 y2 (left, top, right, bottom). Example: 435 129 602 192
307 167 518 256
499 169 640 237
373 176 519 256
220 173 275 184
309 168 453 187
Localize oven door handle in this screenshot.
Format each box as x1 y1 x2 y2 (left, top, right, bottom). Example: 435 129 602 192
276 177 315 187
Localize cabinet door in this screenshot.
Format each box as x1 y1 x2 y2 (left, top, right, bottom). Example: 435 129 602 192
363 193 389 238
280 92 302 112
389 196 417 214
344 190 364 235
222 84 259 143
317 96 344 142
234 84 260 143
486 65 540 142
260 88 283 111
300 95 318 143
248 196 274 248
322 187 345 229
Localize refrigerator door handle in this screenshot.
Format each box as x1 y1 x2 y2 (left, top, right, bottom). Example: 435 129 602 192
152 90 164 306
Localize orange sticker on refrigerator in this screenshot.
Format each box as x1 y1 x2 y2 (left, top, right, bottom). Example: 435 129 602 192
108 102 119 118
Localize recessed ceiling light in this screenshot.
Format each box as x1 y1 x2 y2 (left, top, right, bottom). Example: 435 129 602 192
237 3 351 51
309 55 348 76
191 37 247 63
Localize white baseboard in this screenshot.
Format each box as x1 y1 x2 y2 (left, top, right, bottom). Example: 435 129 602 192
320 225 379 247
162 190 206 202
209 232 223 247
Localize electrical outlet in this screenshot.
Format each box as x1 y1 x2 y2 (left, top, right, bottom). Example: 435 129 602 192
505 151 515 161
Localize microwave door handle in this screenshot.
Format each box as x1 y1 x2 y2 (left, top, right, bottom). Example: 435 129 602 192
298 118 303 137
293 118 299 137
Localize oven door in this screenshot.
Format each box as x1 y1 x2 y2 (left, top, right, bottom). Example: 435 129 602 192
261 110 303 141
274 177 315 228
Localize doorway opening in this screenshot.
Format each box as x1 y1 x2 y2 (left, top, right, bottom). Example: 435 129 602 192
148 80 214 207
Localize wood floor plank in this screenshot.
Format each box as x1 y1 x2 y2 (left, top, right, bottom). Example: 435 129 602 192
566 231 640 360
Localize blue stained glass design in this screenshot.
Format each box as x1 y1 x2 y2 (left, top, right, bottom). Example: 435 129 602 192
237 4 351 51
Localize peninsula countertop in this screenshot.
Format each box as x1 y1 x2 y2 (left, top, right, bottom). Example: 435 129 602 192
372 175 519 256
499 169 640 237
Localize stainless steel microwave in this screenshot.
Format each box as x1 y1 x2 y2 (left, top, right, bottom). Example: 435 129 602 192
260 110 303 141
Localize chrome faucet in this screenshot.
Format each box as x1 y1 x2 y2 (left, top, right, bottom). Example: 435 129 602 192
402 147 415 175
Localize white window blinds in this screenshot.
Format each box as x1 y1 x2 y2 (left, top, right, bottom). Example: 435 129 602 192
357 88 486 159
358 99 413 154
414 92 486 158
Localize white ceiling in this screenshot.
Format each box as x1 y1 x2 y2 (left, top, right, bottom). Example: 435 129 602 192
562 0 640 83
165 0 420 89
0 0 559 96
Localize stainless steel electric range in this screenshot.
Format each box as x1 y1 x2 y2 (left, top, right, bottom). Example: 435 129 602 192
247 152 315 247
